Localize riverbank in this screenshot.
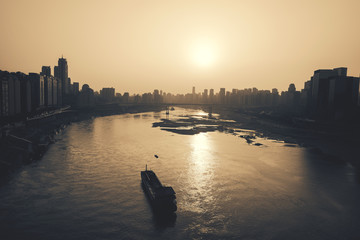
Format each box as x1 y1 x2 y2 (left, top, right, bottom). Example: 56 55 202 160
155 105 360 169
0 104 165 182
210 105 360 168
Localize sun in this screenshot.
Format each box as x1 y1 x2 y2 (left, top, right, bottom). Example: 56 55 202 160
190 40 217 68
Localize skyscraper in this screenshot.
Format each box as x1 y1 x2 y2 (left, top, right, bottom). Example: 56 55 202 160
53 66 62 105
203 89 208 103
209 89 214 103
41 66 51 76
54 66 59 78
219 88 225 104
311 67 347 119
55 56 69 95
73 82 79 95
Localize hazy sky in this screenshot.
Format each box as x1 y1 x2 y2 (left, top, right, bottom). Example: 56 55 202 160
1 0 359 94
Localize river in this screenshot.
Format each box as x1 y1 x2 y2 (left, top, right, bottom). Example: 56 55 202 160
1 108 360 240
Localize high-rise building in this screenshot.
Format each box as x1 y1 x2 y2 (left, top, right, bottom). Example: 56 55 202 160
288 83 296 93
203 89 208 103
54 66 59 78
1 71 21 116
73 82 79 95
15 72 32 114
78 84 94 107
153 89 161 103
328 76 359 120
41 66 51 76
311 67 347 119
1 71 11 116
231 89 238 105
53 65 62 105
100 87 115 101
67 78 71 92
28 73 45 111
219 88 225 104
44 76 54 107
55 56 69 95
209 89 214 103
52 77 58 106
123 92 129 103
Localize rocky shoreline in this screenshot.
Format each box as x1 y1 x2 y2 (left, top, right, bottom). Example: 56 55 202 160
152 105 360 171
210 106 360 168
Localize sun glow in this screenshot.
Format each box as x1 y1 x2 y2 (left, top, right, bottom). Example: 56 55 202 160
190 40 217 68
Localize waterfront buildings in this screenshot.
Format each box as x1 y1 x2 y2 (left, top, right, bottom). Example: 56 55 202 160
1 56 73 120
16 72 32 114
308 67 359 120
28 73 45 111
77 84 95 107
100 87 115 101
1 62 359 123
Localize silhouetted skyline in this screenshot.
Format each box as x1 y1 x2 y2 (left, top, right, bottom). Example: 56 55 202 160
1 55 359 124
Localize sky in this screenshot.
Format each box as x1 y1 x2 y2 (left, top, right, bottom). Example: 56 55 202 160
0 0 359 94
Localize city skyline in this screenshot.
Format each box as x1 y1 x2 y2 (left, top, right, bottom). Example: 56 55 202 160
1 0 360 93
2 54 359 123
1 56 357 97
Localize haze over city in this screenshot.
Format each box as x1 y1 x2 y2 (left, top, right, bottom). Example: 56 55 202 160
1 0 359 93
2 1 360 239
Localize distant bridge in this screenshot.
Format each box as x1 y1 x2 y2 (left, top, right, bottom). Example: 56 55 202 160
159 103 217 106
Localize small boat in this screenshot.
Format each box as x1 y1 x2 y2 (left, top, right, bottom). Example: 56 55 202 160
141 165 177 212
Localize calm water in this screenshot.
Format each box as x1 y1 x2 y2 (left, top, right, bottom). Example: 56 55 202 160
1 108 360 240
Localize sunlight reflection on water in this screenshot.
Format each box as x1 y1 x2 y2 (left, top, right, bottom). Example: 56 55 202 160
185 133 215 213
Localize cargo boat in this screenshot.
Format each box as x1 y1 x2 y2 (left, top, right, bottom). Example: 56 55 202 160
141 166 177 212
